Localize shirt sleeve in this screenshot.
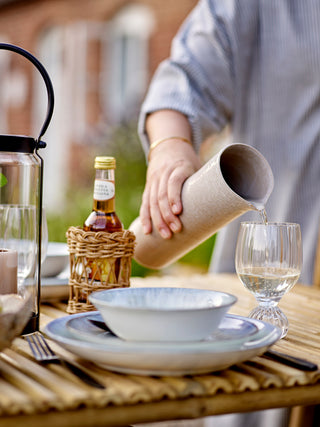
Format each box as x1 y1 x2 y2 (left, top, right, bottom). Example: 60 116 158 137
138 0 235 155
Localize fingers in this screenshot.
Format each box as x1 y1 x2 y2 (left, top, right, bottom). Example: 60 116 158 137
157 170 182 236
140 171 181 239
139 186 152 235
150 174 176 239
140 141 201 239
167 164 189 216
140 163 194 239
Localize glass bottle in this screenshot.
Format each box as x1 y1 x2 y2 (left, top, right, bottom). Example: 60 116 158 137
84 156 123 283
84 156 122 233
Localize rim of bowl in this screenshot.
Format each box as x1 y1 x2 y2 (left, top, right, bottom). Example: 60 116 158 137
89 287 237 312
240 221 300 227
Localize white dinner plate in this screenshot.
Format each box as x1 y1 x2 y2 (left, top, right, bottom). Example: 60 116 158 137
66 312 265 347
45 312 281 376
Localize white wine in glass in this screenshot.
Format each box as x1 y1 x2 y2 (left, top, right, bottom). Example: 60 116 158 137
235 222 302 338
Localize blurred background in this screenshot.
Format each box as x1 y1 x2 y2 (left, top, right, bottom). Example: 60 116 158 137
0 0 220 276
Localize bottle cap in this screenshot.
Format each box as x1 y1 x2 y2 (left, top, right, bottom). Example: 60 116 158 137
94 156 116 169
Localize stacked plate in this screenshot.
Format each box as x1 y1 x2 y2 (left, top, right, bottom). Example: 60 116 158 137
40 242 69 301
45 311 281 376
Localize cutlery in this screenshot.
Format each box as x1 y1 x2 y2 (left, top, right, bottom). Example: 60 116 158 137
264 349 318 371
25 331 105 389
89 318 116 336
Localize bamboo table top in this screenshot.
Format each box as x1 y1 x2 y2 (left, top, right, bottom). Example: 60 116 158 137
0 273 320 427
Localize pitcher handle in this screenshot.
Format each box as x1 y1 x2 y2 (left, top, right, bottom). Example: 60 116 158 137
0 43 54 147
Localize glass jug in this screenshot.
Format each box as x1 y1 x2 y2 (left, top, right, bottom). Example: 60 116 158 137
0 43 54 333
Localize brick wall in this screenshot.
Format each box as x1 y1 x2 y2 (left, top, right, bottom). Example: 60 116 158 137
0 0 197 136
0 0 198 211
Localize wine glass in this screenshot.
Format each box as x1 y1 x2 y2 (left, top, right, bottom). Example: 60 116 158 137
0 205 37 294
235 222 303 338
41 208 48 265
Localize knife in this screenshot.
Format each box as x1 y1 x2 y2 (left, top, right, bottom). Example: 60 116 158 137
60 359 106 389
264 349 318 371
89 318 117 336
25 331 106 389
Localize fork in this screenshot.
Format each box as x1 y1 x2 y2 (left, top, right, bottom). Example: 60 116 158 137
25 331 105 389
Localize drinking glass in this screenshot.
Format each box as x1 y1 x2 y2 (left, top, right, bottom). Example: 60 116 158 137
0 205 37 293
235 222 302 338
41 208 48 264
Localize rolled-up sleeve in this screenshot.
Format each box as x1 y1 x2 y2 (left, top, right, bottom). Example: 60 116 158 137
138 0 235 155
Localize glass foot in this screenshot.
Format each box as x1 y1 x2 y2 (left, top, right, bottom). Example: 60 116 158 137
249 305 288 338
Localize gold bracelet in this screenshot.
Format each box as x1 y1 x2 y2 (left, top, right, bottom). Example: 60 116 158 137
148 136 192 161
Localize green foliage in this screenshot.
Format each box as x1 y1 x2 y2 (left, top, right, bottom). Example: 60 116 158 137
180 234 216 269
105 124 147 229
0 173 8 187
46 123 215 276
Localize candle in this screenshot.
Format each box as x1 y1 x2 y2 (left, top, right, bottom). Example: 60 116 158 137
0 249 18 294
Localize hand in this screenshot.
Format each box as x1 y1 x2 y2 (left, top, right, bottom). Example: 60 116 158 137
140 139 201 239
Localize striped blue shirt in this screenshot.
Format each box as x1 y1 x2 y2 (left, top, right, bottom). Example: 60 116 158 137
139 0 320 284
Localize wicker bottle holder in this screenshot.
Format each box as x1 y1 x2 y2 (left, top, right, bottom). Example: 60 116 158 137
66 226 136 314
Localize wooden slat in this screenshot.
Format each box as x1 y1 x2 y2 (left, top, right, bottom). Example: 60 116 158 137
0 273 319 426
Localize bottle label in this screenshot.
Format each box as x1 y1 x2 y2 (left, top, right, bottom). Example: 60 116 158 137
93 179 115 201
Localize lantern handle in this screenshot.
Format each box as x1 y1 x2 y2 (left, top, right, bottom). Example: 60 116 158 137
0 43 54 147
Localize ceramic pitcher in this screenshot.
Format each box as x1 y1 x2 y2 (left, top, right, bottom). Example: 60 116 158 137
129 143 274 269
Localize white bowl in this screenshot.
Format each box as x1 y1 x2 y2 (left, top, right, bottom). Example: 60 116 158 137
89 287 237 342
41 242 69 278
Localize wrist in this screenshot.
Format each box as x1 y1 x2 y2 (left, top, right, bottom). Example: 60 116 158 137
148 136 192 161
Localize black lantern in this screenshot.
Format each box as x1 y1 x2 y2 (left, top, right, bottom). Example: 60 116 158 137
0 43 54 333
